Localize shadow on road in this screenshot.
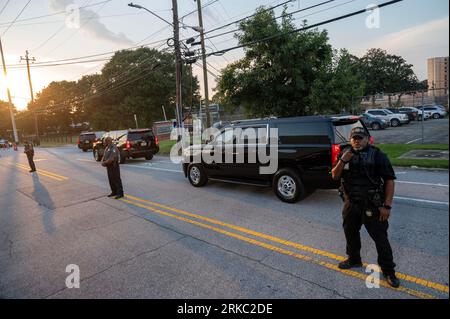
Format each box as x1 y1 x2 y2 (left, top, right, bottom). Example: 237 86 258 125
31 174 56 234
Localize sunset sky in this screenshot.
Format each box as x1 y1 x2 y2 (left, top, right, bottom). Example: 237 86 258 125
0 0 448 110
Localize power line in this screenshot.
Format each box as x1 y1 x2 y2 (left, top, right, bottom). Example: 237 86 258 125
0 0 11 17
199 0 403 59
0 0 112 26
1 0 32 36
43 0 112 56
203 0 338 42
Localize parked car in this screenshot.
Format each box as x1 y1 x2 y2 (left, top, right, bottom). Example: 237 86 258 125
182 115 371 203
93 128 159 164
360 113 389 130
365 109 409 127
417 105 447 119
0 139 10 148
77 131 105 152
387 107 418 121
397 107 431 121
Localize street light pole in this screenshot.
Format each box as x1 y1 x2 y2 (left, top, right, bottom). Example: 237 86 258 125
128 2 182 134
20 50 39 145
194 0 211 128
0 37 19 144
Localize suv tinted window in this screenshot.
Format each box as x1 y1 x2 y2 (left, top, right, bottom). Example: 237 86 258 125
334 121 364 143
128 130 154 141
277 122 330 144
80 133 95 140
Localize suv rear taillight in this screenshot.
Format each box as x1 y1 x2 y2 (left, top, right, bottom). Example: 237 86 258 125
155 136 159 145
126 140 131 150
332 144 340 165
77 138 80 145
370 136 374 145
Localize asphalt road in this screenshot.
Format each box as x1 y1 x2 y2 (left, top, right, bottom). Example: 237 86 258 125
0 146 448 299
370 118 449 144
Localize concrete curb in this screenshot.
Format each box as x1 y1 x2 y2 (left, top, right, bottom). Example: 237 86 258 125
394 166 449 172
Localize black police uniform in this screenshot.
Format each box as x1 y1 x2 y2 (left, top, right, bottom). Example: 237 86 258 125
339 144 397 275
24 142 36 172
102 144 124 197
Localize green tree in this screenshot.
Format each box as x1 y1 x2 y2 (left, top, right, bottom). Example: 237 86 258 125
216 8 333 117
309 49 365 114
358 48 420 107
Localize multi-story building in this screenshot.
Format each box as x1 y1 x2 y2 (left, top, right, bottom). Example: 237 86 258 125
427 57 449 97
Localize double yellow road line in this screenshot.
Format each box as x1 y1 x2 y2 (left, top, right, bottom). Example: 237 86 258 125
15 163 69 182
121 194 448 299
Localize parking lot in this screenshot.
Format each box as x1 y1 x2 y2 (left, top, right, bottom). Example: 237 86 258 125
370 118 449 144
0 146 448 299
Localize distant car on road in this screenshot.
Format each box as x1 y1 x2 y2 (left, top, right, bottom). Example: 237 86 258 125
418 105 447 119
0 139 10 149
360 113 389 130
365 109 409 127
93 128 159 164
77 131 105 152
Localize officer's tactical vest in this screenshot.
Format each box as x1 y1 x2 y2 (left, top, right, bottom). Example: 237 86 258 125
341 146 382 199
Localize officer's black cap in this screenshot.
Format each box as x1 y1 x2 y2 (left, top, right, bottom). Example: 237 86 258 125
350 127 368 139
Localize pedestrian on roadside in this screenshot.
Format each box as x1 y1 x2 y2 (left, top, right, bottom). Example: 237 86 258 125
101 136 124 199
24 140 36 173
331 127 400 288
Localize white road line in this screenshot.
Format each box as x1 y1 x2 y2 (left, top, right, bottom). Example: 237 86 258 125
397 180 449 187
394 196 449 206
406 138 423 144
125 164 182 173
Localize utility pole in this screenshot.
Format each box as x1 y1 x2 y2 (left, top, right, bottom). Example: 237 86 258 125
195 0 211 128
0 37 19 144
172 0 183 136
20 50 39 145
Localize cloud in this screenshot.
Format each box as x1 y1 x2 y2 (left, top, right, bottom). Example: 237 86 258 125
348 16 449 79
49 0 134 46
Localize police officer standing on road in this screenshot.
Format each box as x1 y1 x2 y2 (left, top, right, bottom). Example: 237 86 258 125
24 140 36 173
332 127 400 288
102 137 124 199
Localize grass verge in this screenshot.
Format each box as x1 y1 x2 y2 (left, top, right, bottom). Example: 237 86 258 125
377 144 449 169
158 139 177 155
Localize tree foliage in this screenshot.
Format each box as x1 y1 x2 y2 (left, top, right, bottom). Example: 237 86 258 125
17 47 200 134
217 8 333 117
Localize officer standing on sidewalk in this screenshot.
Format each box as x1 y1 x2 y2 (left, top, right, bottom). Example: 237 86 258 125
332 127 400 288
24 140 36 173
102 137 124 199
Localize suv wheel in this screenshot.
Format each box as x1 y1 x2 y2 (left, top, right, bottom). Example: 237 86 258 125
188 164 208 187
433 113 440 119
93 149 102 162
371 122 381 130
273 168 305 203
390 119 400 127
145 154 153 160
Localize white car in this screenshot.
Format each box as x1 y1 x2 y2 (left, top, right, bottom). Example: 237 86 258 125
399 107 432 121
419 106 447 119
365 109 409 127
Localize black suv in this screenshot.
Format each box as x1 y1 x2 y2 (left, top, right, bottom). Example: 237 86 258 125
182 116 371 203
77 131 105 152
93 129 159 164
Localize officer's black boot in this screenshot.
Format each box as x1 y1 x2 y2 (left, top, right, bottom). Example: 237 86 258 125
383 272 400 288
338 259 363 270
